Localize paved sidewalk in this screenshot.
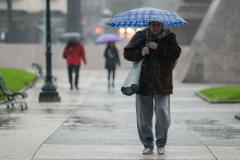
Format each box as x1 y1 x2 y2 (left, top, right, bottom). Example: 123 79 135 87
0 70 240 160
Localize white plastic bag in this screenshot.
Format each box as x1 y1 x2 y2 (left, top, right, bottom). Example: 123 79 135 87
121 59 143 96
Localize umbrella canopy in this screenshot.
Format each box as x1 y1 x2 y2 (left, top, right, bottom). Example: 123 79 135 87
59 32 82 43
107 7 187 28
95 34 121 44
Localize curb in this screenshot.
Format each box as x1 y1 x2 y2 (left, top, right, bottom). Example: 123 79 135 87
195 92 240 104
196 92 240 121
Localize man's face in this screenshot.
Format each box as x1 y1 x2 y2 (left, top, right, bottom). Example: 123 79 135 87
149 21 162 34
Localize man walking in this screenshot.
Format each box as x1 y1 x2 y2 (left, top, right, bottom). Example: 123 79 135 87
124 21 181 155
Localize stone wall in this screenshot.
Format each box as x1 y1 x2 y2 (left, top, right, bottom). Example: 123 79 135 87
0 41 132 71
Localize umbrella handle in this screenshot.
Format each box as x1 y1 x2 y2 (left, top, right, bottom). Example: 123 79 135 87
145 29 151 46
145 29 148 46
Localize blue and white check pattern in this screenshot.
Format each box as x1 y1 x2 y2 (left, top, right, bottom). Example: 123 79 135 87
107 7 187 27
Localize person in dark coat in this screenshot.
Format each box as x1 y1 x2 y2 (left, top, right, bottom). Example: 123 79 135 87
63 39 87 90
104 41 121 89
124 21 181 155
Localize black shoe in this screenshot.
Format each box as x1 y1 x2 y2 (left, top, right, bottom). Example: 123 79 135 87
70 86 73 90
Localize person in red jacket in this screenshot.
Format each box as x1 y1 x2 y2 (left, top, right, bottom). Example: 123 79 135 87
63 39 87 90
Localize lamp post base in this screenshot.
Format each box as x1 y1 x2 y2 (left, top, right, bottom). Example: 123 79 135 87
39 83 61 102
39 94 61 102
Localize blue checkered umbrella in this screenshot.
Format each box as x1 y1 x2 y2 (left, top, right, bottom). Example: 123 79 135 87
107 7 187 27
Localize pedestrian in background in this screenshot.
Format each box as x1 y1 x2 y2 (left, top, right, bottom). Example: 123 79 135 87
63 39 87 90
103 41 120 90
124 21 181 155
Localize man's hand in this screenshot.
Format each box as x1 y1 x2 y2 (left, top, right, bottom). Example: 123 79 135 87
142 47 150 56
147 42 158 50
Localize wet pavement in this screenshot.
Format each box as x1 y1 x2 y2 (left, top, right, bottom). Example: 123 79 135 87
0 70 240 160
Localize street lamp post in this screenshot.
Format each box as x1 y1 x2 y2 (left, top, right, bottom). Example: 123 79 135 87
39 0 61 102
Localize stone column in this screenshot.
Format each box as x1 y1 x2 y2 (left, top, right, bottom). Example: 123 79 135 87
66 0 83 36
175 0 240 83
173 0 212 45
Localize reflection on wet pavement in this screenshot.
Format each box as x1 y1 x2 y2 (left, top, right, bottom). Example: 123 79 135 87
185 119 240 139
63 116 121 129
0 116 19 130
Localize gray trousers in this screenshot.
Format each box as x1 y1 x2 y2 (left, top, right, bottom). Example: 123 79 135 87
136 94 170 148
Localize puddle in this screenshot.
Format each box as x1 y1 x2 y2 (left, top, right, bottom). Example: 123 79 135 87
0 116 19 130
185 119 240 139
63 116 120 129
